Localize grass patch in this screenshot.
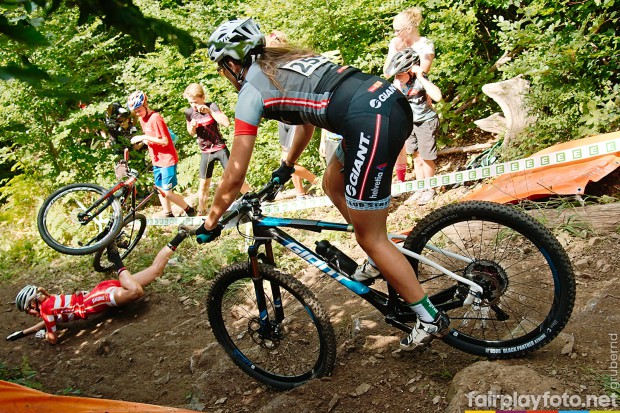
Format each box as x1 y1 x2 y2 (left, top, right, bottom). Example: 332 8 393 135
0 358 42 389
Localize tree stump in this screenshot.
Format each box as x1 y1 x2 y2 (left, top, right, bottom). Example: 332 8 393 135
475 76 536 149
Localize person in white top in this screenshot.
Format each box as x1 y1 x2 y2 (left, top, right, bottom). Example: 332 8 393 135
384 7 438 206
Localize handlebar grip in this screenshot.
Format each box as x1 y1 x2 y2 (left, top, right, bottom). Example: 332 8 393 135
196 234 208 244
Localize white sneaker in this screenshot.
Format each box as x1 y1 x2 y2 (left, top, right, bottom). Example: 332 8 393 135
350 260 381 282
417 189 435 206
400 311 450 351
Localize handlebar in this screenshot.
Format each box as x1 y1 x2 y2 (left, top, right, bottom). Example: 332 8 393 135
194 179 283 244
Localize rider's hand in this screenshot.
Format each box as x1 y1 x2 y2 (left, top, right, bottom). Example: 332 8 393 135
34 330 46 339
195 223 223 245
6 331 25 341
271 160 295 185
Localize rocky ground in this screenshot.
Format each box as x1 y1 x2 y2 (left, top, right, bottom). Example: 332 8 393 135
2 152 619 412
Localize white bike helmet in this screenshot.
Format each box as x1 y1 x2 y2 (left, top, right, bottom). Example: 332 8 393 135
15 285 38 312
127 91 147 111
207 18 265 64
385 48 421 77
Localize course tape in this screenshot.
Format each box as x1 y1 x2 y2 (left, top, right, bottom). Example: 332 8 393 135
146 136 620 225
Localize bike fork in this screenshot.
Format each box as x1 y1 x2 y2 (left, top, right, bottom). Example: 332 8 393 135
248 242 284 338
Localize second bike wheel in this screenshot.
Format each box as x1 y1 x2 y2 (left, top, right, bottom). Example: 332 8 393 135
207 262 337 390
37 183 123 255
92 213 147 272
403 201 575 358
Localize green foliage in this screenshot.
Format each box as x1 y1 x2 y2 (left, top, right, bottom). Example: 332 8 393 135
0 0 619 259
0 358 42 389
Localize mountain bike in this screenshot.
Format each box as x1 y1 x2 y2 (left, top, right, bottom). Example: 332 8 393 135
37 149 160 271
203 179 575 390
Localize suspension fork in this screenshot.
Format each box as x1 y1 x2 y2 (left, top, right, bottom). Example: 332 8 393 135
248 242 284 337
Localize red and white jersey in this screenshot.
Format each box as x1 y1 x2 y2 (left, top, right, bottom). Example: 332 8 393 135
39 280 121 333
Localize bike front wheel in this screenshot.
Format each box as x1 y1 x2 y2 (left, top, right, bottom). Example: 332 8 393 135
37 183 123 255
403 201 575 358
207 262 337 390
92 213 147 272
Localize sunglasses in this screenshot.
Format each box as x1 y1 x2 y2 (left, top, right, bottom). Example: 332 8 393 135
394 25 411 36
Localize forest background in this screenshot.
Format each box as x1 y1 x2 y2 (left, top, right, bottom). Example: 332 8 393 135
0 0 618 272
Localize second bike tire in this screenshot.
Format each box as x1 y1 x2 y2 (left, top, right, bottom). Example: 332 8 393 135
92 213 147 272
403 200 575 358
207 262 337 390
37 183 123 256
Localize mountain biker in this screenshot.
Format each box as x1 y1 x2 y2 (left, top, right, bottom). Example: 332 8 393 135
6 228 190 345
183 83 251 215
127 91 196 218
194 18 449 351
101 102 139 148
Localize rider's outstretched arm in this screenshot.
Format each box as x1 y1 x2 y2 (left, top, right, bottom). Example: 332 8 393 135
6 320 46 341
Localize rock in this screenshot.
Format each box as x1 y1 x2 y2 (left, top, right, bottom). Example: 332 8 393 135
350 383 372 397
327 394 340 412
560 334 574 355
445 361 565 413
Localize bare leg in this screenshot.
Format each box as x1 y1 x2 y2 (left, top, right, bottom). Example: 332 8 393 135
292 175 305 195
292 164 317 185
412 152 435 180
161 189 189 210
198 177 212 215
322 157 350 223
347 208 425 304
131 245 175 287
158 193 172 214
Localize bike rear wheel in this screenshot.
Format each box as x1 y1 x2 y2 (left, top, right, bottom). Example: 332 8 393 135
207 262 337 390
403 201 575 358
92 213 147 272
37 183 123 255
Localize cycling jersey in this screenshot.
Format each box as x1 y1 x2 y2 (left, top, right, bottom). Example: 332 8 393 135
234 57 412 210
234 56 359 136
38 280 121 333
185 105 227 153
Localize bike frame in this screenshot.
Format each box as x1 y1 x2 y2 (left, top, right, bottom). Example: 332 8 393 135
234 209 483 335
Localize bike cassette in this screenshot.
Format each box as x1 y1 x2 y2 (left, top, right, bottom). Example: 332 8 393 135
464 259 509 306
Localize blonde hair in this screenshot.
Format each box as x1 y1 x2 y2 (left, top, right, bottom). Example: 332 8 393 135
257 46 316 91
183 83 205 99
398 7 423 27
266 30 288 47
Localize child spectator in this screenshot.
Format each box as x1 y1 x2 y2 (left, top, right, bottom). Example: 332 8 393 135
183 83 250 215
127 91 196 217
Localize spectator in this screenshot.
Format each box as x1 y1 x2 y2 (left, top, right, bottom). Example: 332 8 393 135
384 7 436 188
278 123 319 199
388 49 442 205
183 83 251 215
266 30 319 199
7 228 190 345
127 91 196 217
100 102 139 150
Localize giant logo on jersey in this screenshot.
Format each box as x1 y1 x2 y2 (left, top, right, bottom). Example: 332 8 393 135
369 85 397 109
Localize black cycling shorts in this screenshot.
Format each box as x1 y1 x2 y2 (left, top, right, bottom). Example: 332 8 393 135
326 72 413 210
199 148 230 179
